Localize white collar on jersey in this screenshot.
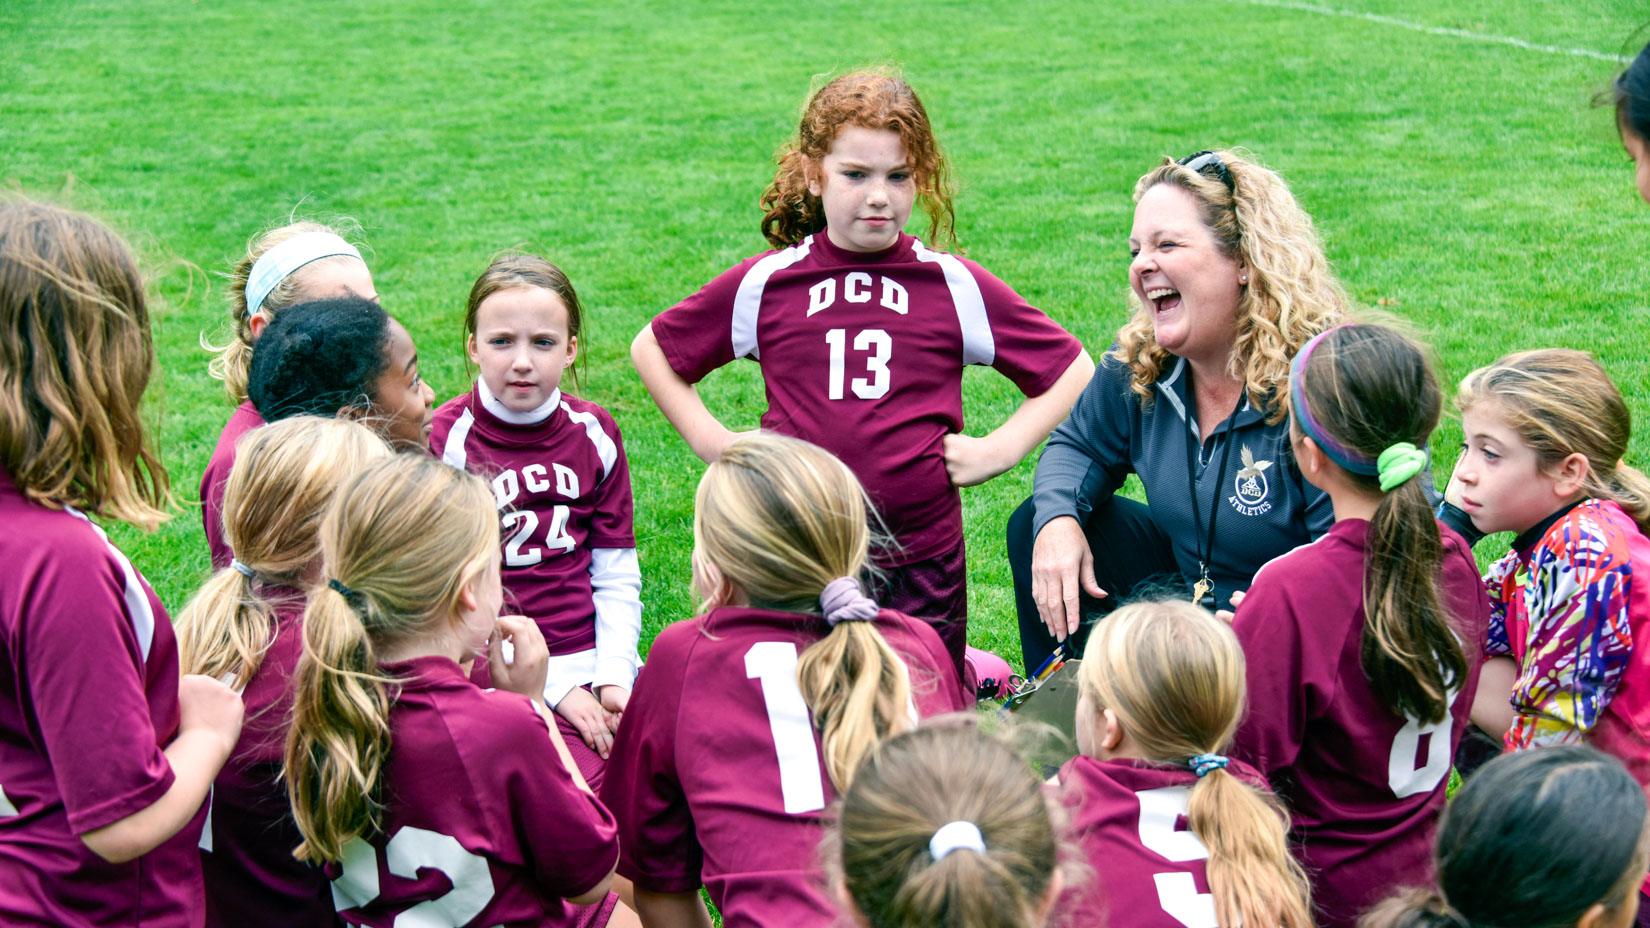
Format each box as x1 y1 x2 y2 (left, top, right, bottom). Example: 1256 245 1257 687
478 378 561 426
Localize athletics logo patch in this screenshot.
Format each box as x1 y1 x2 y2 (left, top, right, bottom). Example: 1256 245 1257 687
1230 445 1273 516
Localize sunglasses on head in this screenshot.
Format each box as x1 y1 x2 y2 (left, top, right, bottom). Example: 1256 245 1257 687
1176 150 1235 192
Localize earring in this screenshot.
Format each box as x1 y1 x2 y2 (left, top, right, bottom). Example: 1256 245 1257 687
1240 275 1248 285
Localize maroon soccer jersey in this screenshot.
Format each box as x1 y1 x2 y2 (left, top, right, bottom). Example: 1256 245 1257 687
1056 754 1276 928
650 231 1083 565
201 592 336 928
201 400 265 570
600 606 970 927
431 389 635 660
325 656 619 928
0 468 207 926
1229 519 1492 928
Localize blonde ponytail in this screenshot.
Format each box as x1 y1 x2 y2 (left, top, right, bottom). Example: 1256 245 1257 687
834 725 1058 928
175 416 390 682
284 454 496 864
1078 600 1312 928
695 433 915 791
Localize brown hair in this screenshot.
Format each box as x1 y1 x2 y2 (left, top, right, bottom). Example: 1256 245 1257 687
1113 150 1349 422
1294 324 1465 723
1457 348 1650 534
694 432 913 791
175 417 391 683
834 725 1058 928
759 69 957 251
285 454 495 863
0 199 170 529
1077 600 1313 928
206 220 368 403
462 252 584 391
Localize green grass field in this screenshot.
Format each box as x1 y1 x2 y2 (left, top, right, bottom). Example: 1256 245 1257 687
4 0 1649 670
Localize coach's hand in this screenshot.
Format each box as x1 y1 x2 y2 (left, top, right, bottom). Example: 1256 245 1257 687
557 688 615 760
489 615 549 702
1030 516 1106 641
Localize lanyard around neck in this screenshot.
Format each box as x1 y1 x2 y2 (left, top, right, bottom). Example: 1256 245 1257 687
1184 388 1245 608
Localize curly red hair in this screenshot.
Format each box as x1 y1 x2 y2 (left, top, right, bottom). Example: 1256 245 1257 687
760 70 957 251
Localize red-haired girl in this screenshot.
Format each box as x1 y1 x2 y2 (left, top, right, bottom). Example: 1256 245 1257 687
632 70 1093 677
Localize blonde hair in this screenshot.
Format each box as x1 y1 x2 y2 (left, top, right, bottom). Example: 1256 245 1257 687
0 199 170 530
694 433 913 790
1113 150 1349 422
206 219 367 403
285 454 495 863
175 417 391 683
1078 600 1313 928
1457 349 1650 534
834 725 1057 928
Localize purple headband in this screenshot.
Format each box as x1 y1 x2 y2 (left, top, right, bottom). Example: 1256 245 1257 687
1290 324 1379 476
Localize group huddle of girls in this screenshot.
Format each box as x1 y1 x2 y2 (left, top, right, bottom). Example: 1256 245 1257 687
7 57 1650 928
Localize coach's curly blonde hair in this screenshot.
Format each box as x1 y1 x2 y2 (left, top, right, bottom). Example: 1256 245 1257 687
694 433 916 791
205 219 369 404
1113 150 1348 422
0 199 170 529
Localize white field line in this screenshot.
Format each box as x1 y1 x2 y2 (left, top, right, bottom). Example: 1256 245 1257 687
1225 0 1631 63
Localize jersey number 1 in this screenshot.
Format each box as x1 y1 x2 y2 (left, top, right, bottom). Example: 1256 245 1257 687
825 328 891 400
746 641 827 814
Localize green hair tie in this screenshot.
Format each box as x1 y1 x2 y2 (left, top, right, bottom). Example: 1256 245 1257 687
1377 442 1427 492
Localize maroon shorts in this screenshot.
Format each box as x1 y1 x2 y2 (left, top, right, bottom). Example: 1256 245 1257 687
875 537 968 675
570 892 620 928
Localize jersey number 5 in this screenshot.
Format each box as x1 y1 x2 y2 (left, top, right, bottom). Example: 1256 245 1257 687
825 328 891 400
1136 786 1218 928
332 828 494 927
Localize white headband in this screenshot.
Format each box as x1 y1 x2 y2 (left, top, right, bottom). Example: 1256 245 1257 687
928 820 986 861
245 231 363 318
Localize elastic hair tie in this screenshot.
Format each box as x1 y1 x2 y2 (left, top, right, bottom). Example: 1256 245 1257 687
1189 753 1229 778
1376 442 1429 492
245 231 362 318
928 820 986 861
820 577 878 627
229 558 256 579
328 577 357 599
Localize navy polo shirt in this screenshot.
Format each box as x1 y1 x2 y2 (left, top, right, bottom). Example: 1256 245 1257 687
1032 351 1336 609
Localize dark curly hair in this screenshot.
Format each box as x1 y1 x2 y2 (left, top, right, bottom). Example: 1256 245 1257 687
247 296 390 422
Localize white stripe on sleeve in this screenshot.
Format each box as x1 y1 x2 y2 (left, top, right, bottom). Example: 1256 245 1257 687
441 409 476 470
912 239 994 366
732 237 813 361
560 403 618 479
65 506 155 662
